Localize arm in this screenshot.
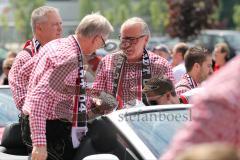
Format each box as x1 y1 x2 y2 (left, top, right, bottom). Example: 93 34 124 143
28 71 54 146
24 55 55 146
88 57 115 116
26 62 56 160
8 50 32 110
91 59 108 93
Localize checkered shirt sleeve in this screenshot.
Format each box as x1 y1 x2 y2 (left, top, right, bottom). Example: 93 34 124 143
8 49 32 110
160 56 240 160
23 36 80 146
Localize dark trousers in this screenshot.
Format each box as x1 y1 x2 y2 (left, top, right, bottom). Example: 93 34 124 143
21 115 77 160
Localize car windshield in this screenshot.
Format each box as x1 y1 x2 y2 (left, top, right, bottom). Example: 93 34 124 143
126 109 190 158
0 87 19 127
224 33 240 50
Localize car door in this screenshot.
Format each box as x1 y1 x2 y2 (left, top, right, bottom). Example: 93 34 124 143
73 116 142 160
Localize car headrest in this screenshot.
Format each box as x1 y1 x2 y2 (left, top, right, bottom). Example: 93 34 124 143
1 123 25 148
89 118 117 152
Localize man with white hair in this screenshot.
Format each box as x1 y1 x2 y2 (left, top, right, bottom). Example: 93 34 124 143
92 17 174 109
9 6 63 111
22 13 114 160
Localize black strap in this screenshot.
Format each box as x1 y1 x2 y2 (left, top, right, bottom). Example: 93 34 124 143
113 49 151 106
72 36 87 128
142 49 152 88
113 51 126 97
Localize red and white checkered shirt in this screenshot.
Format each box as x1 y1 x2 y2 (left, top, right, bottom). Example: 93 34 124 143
160 55 240 160
92 51 175 107
8 45 37 110
175 73 199 96
23 35 88 146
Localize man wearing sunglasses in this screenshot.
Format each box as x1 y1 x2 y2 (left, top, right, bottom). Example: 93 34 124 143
143 76 179 105
92 17 174 109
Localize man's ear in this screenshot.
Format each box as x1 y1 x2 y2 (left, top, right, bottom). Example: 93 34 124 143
193 62 201 71
35 23 42 33
144 35 149 48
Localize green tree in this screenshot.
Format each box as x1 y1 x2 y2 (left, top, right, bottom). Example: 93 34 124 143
218 0 238 28
9 0 45 41
79 0 95 19
134 0 151 17
92 0 131 34
149 0 168 34
233 5 240 30
167 0 219 41
134 0 168 34
0 14 8 31
78 0 170 36
115 3 130 26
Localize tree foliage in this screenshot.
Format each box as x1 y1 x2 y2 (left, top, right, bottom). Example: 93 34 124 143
167 0 219 41
79 0 169 35
233 4 240 30
9 0 45 41
149 0 168 33
218 0 238 28
79 0 94 19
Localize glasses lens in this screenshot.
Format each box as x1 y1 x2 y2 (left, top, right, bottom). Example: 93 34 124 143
119 35 145 44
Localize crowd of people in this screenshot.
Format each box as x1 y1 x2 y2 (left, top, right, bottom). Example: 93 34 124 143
0 51 17 85
0 4 238 160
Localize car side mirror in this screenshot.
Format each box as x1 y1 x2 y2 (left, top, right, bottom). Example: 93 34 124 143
83 154 119 160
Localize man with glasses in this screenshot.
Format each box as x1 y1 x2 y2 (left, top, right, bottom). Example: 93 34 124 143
143 76 179 105
22 13 113 160
92 17 174 109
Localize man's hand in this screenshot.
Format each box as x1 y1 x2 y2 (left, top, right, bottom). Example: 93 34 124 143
31 145 47 160
91 97 115 113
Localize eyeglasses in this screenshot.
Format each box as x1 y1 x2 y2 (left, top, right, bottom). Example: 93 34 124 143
119 35 145 44
100 36 106 48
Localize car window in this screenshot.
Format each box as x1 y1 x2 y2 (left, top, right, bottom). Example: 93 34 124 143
126 109 191 158
199 35 211 45
224 34 240 50
212 35 225 46
0 88 19 127
73 117 142 160
0 48 8 59
0 87 12 96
